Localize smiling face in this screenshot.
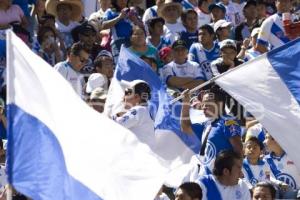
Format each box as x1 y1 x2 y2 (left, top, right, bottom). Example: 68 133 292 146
244 140 262 161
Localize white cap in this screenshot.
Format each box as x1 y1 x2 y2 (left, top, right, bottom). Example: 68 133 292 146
213 19 232 32
86 73 107 93
120 79 148 90
251 27 260 37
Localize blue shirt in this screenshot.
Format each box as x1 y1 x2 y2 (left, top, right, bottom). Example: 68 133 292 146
146 36 171 51
12 0 36 17
103 9 133 41
179 31 198 50
191 115 241 169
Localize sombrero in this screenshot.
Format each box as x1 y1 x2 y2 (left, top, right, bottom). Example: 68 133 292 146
157 0 183 19
45 0 83 21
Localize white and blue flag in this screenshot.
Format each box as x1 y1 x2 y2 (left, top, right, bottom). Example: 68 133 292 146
215 38 300 171
104 46 201 181
6 31 174 200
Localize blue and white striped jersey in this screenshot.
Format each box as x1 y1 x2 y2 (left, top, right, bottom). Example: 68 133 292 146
257 13 291 50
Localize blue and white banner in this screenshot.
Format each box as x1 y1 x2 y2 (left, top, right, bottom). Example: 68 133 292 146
104 47 201 184
6 31 171 200
215 38 300 171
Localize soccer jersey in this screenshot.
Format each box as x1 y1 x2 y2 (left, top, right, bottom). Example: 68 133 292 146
181 0 197 10
114 105 155 146
244 48 261 62
223 1 244 27
103 9 133 42
191 115 242 171
242 158 273 188
179 30 198 50
197 174 251 200
257 13 291 50
54 61 85 98
146 36 171 51
142 5 158 23
160 60 206 84
264 152 300 190
188 42 220 80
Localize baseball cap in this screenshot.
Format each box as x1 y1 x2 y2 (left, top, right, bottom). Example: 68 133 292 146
208 2 226 14
86 73 107 93
251 27 260 37
159 47 172 60
214 19 232 32
96 50 113 59
90 87 107 100
172 39 188 49
121 80 151 100
219 39 237 50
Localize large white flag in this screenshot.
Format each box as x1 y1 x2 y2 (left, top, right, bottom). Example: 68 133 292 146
215 39 300 172
6 31 171 200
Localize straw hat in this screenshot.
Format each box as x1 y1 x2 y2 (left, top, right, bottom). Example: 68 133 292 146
45 0 83 21
157 0 182 19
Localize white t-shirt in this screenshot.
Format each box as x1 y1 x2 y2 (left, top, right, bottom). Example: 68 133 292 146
54 61 85 98
163 22 185 44
196 8 212 28
223 1 244 27
115 105 155 146
160 60 206 82
197 175 251 200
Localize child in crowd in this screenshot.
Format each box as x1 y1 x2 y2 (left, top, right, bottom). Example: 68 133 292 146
179 9 198 49
146 17 171 51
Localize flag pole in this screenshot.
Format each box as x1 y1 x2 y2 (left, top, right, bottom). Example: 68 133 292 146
6 185 12 200
170 55 261 104
5 30 13 200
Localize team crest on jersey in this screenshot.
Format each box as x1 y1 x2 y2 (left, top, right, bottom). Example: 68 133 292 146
277 173 297 189
235 190 242 199
250 178 258 186
203 141 216 164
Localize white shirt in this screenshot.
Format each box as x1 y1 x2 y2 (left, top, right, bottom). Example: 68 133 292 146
197 175 251 200
54 61 85 97
160 60 206 81
163 22 185 44
196 8 212 28
115 105 155 146
223 1 244 27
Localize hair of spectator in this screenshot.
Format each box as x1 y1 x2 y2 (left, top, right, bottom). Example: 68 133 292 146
37 26 57 44
213 150 241 176
252 181 276 199
69 42 90 57
131 25 147 37
245 136 264 150
178 182 203 199
199 24 215 36
181 9 198 23
111 0 128 12
134 82 151 103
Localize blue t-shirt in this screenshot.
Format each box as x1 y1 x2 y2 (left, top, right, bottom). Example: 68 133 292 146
12 0 36 17
179 31 198 50
191 115 241 168
103 9 133 41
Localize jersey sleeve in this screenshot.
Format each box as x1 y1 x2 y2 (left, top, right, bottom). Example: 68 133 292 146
115 108 141 129
188 44 198 63
257 18 272 47
191 123 205 141
223 119 242 138
54 63 68 78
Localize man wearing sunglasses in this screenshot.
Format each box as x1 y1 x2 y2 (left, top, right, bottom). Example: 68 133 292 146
54 42 90 98
114 80 155 146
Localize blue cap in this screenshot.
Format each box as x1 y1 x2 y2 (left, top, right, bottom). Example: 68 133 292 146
208 2 226 14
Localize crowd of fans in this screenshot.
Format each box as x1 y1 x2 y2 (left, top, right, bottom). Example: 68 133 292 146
0 0 300 199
